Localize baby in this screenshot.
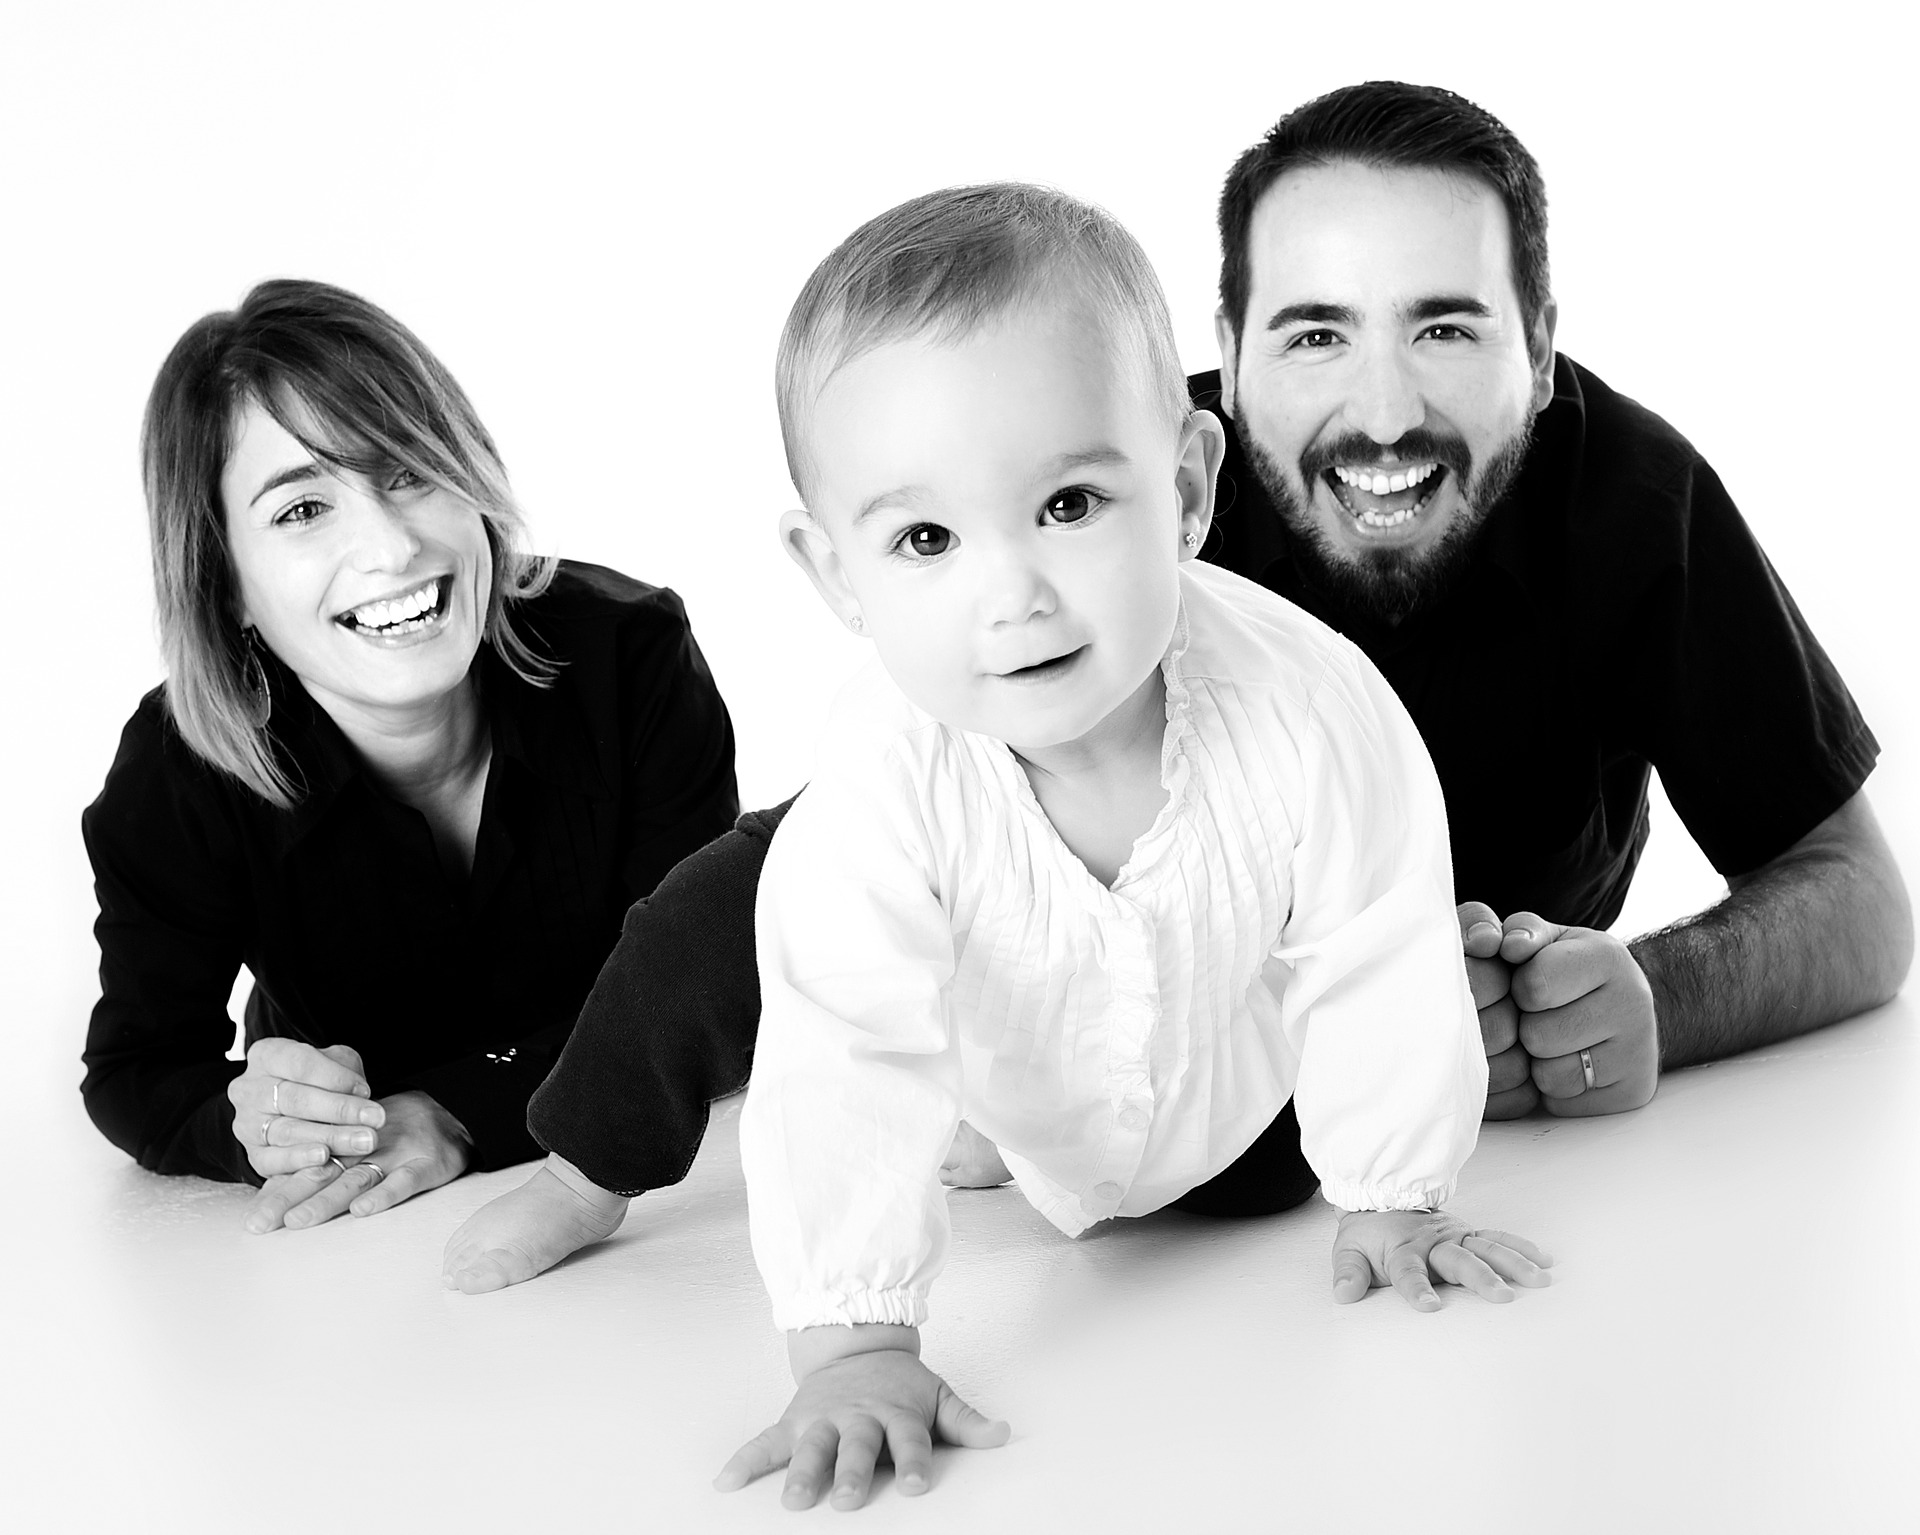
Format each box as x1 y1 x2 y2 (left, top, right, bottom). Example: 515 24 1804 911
715 183 1551 1512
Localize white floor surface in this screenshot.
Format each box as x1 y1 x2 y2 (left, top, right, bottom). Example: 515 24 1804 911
10 998 1915 1533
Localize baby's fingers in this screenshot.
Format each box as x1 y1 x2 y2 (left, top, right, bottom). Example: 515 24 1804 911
933 1384 1010 1451
782 1422 841 1510
1386 1246 1441 1312
829 1419 885 1510
886 1413 936 1498
714 1422 793 1493
1330 1247 1376 1305
1464 1231 1555 1285
1428 1240 1514 1303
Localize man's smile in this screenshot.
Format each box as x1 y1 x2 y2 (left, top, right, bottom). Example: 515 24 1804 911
1323 461 1449 532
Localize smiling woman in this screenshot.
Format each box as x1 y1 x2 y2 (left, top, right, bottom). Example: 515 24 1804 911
80 280 742 1234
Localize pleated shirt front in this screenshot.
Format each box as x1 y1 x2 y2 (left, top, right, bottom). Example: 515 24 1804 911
743 561 1485 1332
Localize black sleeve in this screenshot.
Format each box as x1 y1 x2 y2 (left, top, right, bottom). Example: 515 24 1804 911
393 591 742 1172
527 800 791 1194
1626 458 1879 877
80 702 255 1184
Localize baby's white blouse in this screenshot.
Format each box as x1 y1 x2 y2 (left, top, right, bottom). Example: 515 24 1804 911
743 561 1485 1331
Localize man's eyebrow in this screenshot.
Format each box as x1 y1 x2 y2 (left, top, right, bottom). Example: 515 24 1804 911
1405 294 1495 323
1264 301 1358 332
249 462 325 507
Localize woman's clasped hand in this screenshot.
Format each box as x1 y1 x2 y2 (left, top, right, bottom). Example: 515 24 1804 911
230 1038 472 1233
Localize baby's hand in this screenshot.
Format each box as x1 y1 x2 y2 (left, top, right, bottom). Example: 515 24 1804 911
1330 1209 1553 1311
715 1332 1008 1510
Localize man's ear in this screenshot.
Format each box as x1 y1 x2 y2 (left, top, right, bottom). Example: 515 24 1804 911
778 508 865 633
1175 409 1226 558
1213 306 1239 417
1527 297 1559 414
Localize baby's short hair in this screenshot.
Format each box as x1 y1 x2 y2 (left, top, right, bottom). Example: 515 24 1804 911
776 182 1191 502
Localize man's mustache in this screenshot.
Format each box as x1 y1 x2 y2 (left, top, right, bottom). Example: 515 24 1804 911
1300 430 1474 483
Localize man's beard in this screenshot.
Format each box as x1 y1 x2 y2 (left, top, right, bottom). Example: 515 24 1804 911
1240 417 1534 623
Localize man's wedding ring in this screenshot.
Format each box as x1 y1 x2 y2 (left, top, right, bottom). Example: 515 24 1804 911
1579 1048 1597 1091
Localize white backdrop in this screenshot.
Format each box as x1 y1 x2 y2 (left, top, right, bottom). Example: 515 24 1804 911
4 0 1913 1123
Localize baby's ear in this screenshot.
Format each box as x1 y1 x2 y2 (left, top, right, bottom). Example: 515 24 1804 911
1176 410 1226 558
779 509 864 630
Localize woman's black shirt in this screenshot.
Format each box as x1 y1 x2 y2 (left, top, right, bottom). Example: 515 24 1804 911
81 560 739 1183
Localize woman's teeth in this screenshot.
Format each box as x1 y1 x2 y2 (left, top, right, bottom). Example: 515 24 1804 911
344 581 443 633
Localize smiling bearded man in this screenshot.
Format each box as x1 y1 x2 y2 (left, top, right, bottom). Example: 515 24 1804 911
1195 80 1910 1122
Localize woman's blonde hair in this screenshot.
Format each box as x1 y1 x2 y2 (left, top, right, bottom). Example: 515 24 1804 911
142 278 557 807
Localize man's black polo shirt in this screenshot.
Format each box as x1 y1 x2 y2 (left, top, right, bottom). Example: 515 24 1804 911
1193 354 1878 929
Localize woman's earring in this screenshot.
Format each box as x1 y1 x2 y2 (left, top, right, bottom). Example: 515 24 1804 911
1183 532 1200 550
241 627 273 728
848 615 865 634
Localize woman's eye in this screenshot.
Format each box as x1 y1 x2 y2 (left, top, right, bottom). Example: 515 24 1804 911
387 466 427 493
1043 488 1102 524
901 524 952 558
274 497 328 527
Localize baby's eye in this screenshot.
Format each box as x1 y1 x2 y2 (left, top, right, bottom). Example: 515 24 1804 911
274 496 329 527
1042 487 1103 524
899 524 952 559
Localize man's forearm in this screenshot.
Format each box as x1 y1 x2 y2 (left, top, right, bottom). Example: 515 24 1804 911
1631 793 1912 1070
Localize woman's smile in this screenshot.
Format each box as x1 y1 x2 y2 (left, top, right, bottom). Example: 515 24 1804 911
335 574 453 644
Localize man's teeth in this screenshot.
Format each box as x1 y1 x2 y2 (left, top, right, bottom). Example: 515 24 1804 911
1332 462 1438 496
348 582 441 631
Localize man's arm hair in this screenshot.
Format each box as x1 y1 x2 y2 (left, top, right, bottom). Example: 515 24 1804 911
1632 789 1913 1070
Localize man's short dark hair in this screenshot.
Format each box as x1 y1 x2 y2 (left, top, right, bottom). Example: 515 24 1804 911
1218 81 1550 345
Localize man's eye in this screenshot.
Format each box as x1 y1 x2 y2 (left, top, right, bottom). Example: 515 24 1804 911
274 497 328 526
900 524 952 558
1420 324 1472 342
1288 329 1342 350
1043 488 1102 524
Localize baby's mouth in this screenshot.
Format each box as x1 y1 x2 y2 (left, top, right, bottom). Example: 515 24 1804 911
1323 461 1447 530
1001 646 1085 681
337 576 449 636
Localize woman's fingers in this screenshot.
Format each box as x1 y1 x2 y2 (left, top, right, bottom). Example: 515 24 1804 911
251 1144 333 1178
245 1161 342 1234
273 1079 385 1128
350 1159 424 1218
269 1116 379 1154
246 1038 370 1096
282 1160 383 1231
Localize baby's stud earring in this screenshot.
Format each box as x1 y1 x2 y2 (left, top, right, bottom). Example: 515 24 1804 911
849 615 865 633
